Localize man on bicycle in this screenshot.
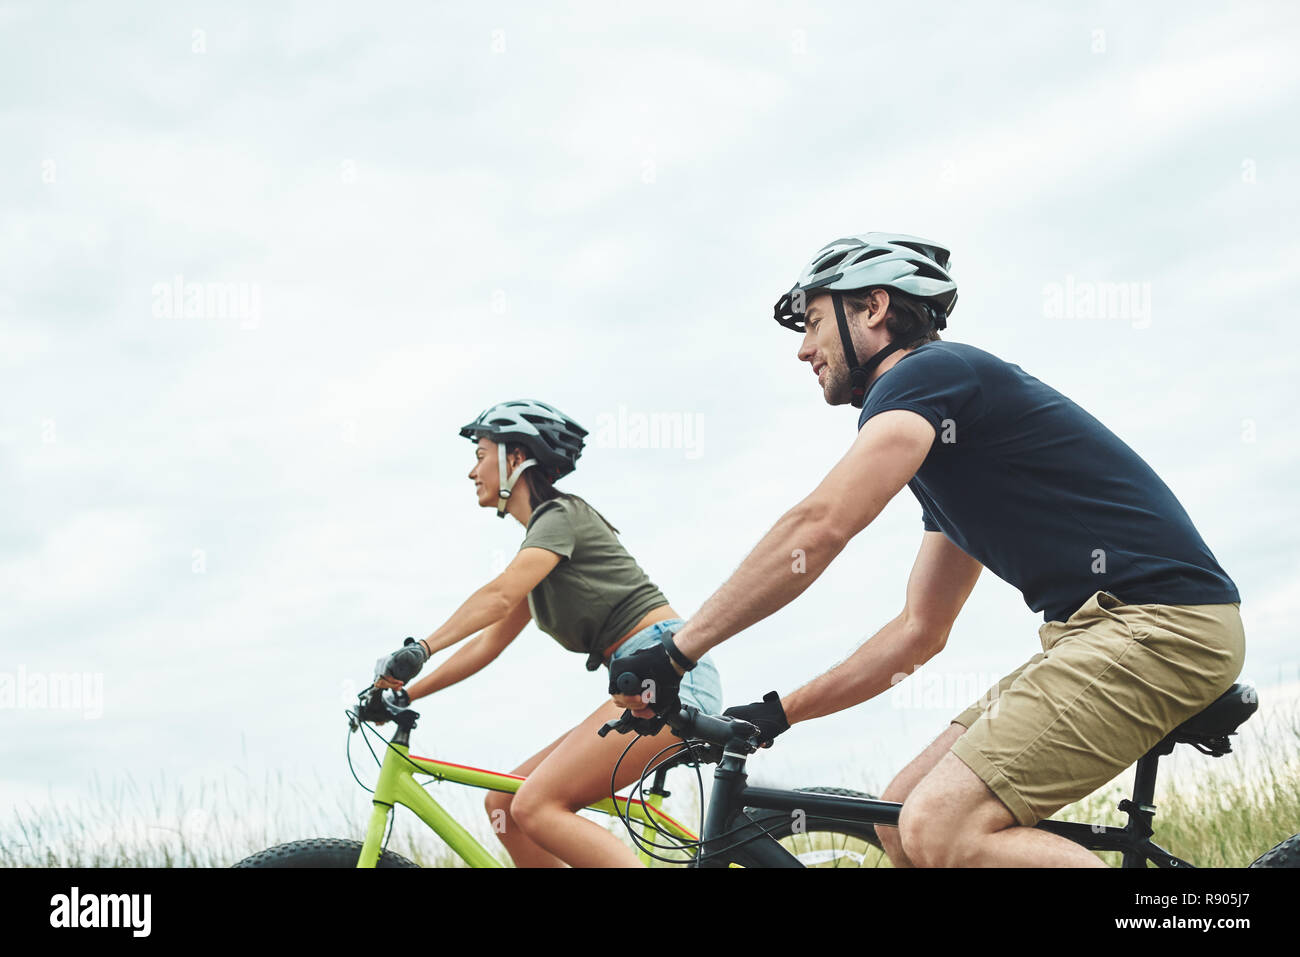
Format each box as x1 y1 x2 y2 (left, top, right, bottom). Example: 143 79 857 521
609 233 1244 867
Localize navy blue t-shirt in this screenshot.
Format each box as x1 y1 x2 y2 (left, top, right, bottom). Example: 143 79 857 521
858 341 1239 622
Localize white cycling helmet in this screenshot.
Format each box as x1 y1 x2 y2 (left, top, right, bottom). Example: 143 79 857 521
774 233 958 407
459 400 587 517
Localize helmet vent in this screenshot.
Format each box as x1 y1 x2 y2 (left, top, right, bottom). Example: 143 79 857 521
850 249 890 264
910 262 951 281
893 241 950 269
816 251 850 274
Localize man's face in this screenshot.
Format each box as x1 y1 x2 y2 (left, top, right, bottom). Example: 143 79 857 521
796 292 853 405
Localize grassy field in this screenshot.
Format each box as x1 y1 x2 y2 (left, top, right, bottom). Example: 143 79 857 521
5 694 1298 868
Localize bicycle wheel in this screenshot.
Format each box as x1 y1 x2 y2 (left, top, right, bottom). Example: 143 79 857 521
725 786 889 868
232 837 420 868
1249 833 1300 867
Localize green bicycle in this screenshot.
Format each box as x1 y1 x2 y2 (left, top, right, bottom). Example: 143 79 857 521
231 686 881 868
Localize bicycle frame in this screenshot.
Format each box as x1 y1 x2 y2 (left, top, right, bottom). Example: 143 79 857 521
700 746 1193 868
355 732 699 867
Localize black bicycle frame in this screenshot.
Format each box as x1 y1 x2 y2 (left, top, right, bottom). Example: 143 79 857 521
698 744 1192 868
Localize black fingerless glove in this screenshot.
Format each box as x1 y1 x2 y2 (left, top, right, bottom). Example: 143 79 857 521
376 637 428 684
608 643 683 720
722 691 790 748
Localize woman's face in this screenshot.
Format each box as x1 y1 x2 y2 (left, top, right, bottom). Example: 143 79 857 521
468 437 527 509
468 438 498 508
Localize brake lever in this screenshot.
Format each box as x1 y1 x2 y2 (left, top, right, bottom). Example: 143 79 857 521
598 712 639 737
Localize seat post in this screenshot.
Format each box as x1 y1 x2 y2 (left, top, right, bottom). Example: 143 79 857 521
1130 749 1161 808
1117 741 1172 866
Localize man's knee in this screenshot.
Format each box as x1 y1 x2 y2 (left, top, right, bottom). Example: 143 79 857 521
877 723 969 858
897 755 1005 867
897 788 965 867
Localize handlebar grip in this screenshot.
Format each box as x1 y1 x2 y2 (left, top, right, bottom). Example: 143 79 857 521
614 671 641 695
357 687 387 722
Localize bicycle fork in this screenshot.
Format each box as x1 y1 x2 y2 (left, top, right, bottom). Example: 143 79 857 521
696 749 803 868
357 734 502 868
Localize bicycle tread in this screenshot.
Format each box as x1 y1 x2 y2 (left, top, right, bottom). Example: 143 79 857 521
232 837 420 868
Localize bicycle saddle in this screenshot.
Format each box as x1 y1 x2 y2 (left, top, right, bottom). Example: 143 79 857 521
1160 683 1257 756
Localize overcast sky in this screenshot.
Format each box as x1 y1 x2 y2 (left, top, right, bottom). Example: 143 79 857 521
3 1 1298 852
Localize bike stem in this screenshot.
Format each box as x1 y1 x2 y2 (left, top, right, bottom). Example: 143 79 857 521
697 744 752 869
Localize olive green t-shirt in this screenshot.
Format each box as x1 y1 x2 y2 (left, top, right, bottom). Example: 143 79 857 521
519 496 668 671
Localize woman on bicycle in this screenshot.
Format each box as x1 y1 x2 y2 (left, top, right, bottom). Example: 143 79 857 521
373 399 722 867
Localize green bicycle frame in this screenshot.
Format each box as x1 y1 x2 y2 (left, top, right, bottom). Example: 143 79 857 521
356 739 698 867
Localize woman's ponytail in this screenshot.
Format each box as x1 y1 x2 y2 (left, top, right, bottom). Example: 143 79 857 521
508 442 620 534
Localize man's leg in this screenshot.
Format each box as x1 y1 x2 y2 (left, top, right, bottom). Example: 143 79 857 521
877 655 1041 866
899 752 1106 867
897 595 1245 867
875 723 965 867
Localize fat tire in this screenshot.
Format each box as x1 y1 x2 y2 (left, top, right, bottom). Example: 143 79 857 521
1249 832 1300 868
232 837 420 868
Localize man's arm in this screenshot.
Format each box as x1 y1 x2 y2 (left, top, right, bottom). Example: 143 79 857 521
670 409 935 663
779 531 982 724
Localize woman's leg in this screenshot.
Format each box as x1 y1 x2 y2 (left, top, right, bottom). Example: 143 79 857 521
483 728 572 868
508 699 689 867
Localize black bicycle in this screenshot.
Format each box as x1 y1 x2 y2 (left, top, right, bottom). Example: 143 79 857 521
599 682 1300 867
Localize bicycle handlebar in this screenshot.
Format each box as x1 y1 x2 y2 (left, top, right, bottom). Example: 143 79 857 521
598 703 762 756
351 686 412 729
353 680 761 766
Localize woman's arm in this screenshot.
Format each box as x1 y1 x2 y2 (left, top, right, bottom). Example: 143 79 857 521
405 596 532 701
418 547 560 656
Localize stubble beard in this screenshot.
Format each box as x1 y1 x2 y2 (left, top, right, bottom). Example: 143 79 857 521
822 360 852 406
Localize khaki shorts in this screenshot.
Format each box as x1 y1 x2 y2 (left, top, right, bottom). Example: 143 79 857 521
949 591 1245 827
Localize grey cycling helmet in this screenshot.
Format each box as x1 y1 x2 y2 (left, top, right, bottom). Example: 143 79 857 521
459 400 588 517
773 233 958 408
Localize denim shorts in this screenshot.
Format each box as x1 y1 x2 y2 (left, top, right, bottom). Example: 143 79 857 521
607 618 723 716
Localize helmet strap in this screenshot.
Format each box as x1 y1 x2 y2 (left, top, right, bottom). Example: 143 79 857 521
832 290 906 409
496 443 538 518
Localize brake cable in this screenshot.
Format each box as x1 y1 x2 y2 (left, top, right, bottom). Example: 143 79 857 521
607 732 803 865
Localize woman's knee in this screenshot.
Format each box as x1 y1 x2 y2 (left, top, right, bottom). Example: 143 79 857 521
509 782 567 835
484 789 514 832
